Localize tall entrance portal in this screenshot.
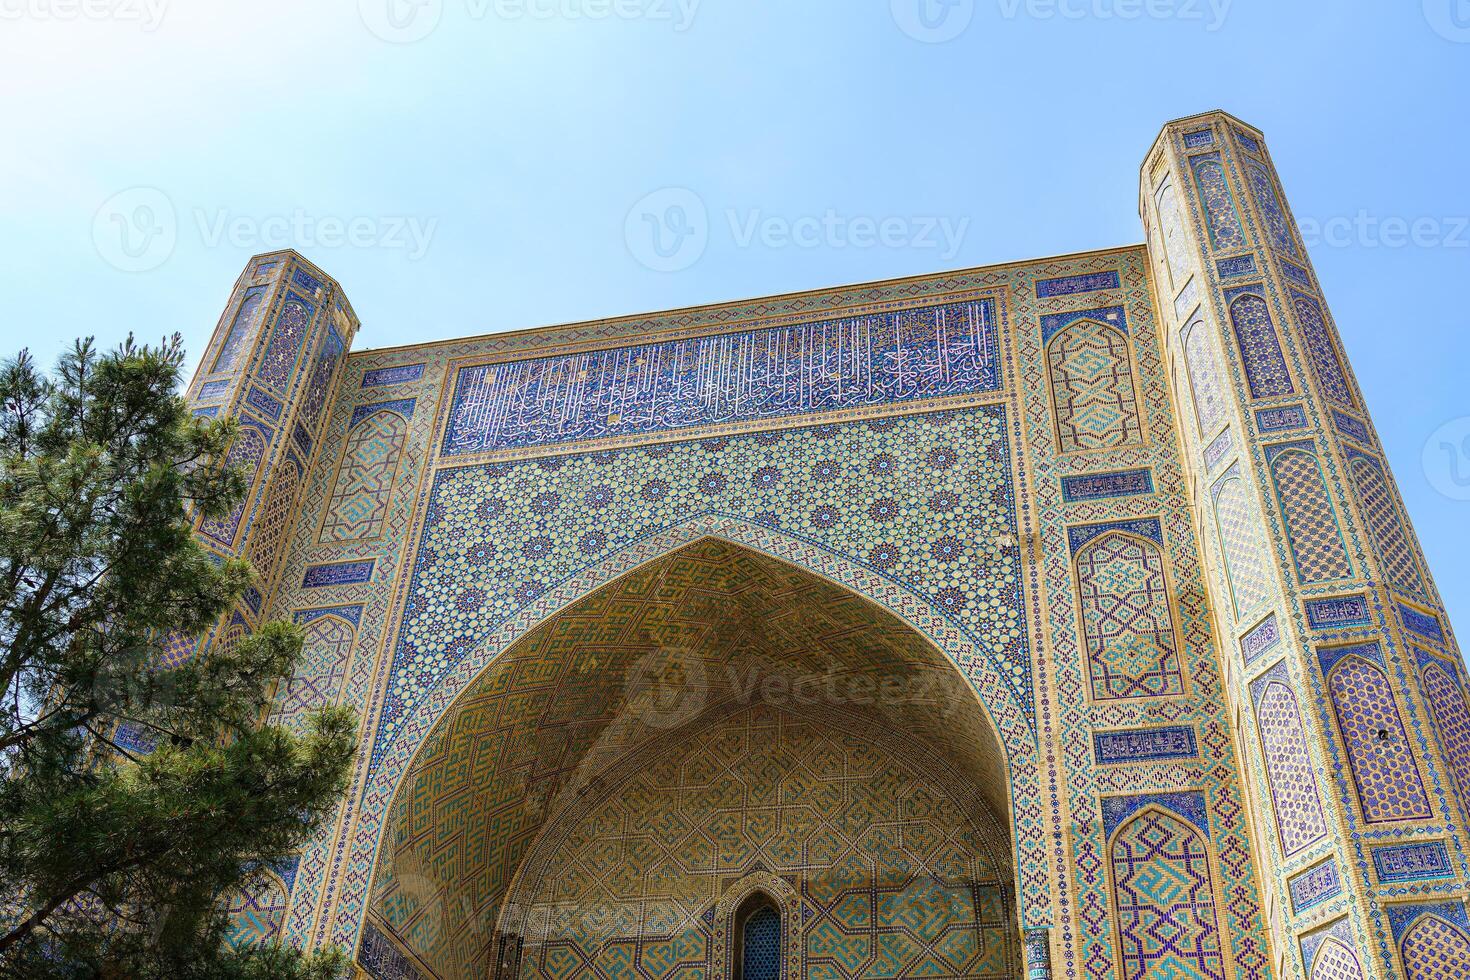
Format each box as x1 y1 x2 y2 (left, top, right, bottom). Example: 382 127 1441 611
184 111 1470 979
364 539 1018 978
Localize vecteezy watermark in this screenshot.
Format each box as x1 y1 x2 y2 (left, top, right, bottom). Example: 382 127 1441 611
194 209 438 261
1297 212 1470 250
0 0 168 29
358 0 443 43
624 647 709 729
891 0 975 42
892 0 1230 40
93 188 178 273
359 0 699 42
92 188 438 271
625 188 970 273
1423 0 1470 42
1424 416 1470 502
994 0 1232 29
624 188 709 273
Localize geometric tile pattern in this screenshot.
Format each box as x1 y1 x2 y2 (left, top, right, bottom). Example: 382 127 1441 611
244 453 306 589
1247 164 1297 258
1307 938 1362 980
502 705 1015 980
367 539 1018 978
1269 446 1352 584
214 284 267 374
257 296 314 392
1183 318 1229 436
1191 155 1245 251
1228 294 1295 399
1401 914 1470 980
1251 670 1329 857
321 409 410 542
268 610 357 731
1326 654 1432 823
1045 320 1142 453
1349 455 1424 594
1073 531 1184 701
1290 292 1355 410
197 423 268 548
297 326 346 435
382 407 1026 754
742 903 781 980
1210 468 1273 617
1421 660 1470 814
1108 804 1225 980
223 872 289 950
1153 181 1195 290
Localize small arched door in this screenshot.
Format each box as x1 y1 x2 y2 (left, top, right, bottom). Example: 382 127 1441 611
733 892 781 980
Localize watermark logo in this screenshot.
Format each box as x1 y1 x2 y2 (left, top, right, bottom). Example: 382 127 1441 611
92 192 439 271
360 0 699 41
998 0 1233 29
1424 0 1470 42
623 647 708 729
891 0 975 42
194 209 438 260
1424 416 1470 501
625 188 709 273
1299 212 1470 250
625 188 970 272
93 187 177 273
359 0 443 42
0 0 168 29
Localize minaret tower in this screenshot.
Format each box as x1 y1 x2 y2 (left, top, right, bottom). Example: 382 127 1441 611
175 251 360 667
1142 111 1470 979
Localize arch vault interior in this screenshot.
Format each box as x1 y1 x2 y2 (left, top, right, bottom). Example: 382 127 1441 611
366 538 1018 978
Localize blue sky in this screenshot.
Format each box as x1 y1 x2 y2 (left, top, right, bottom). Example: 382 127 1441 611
1 0 1467 628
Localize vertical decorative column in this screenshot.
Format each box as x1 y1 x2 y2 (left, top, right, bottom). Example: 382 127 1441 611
1025 927 1053 979
1141 111 1470 980
180 250 360 666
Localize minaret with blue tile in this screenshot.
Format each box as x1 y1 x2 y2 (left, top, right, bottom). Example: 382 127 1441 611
179 251 360 666
1142 111 1468 980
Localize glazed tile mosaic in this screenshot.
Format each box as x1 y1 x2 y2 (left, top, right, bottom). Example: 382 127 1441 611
169 112 1468 980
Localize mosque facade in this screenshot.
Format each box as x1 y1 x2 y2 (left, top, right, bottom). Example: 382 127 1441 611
177 111 1470 979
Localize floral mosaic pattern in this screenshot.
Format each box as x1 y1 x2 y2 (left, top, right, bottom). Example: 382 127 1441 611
381 406 1026 750
1191 156 1246 251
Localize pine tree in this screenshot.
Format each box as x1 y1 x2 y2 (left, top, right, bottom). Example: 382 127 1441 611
0 335 354 977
